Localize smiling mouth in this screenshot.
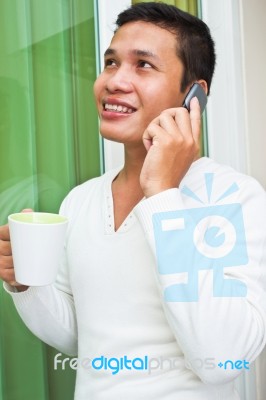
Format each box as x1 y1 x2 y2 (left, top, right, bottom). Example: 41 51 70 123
104 103 136 114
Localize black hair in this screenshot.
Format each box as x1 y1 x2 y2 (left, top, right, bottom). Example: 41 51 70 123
115 2 216 94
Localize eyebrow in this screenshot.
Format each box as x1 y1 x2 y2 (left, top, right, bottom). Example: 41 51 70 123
104 48 159 60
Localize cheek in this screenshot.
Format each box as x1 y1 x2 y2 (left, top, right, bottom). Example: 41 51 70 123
140 97 173 124
141 83 181 115
93 76 104 102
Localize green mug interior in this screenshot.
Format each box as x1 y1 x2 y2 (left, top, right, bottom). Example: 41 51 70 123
9 212 67 224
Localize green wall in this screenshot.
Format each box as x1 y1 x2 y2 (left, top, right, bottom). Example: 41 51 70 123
0 1 100 399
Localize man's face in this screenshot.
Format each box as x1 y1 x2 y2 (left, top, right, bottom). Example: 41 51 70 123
94 21 186 145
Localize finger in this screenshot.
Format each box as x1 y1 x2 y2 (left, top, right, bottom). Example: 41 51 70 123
143 109 187 145
158 111 185 139
0 240 12 256
0 255 13 269
0 267 16 283
0 224 10 241
9 281 25 287
143 122 167 151
189 97 201 142
158 108 194 141
21 209 33 213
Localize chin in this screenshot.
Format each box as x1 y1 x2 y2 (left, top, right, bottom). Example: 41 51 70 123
99 129 125 144
99 123 141 144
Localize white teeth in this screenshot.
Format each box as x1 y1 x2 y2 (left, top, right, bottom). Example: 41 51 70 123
104 103 135 113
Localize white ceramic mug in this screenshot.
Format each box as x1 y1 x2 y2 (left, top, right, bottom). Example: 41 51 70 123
8 212 68 286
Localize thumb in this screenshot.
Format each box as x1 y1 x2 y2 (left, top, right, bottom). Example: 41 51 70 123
21 209 34 213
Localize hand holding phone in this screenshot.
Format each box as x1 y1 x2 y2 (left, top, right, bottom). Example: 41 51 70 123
182 82 207 114
140 83 203 197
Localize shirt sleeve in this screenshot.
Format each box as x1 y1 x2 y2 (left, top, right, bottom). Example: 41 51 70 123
3 196 78 356
134 177 266 385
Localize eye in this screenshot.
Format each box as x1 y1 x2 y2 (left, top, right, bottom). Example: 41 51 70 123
104 59 117 68
138 60 153 69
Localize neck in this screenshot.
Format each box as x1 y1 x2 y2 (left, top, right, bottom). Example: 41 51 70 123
116 142 147 185
111 143 147 231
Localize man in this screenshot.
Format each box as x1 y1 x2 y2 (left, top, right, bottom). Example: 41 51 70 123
1 2 266 399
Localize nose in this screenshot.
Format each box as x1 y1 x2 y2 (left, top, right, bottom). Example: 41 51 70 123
105 65 134 93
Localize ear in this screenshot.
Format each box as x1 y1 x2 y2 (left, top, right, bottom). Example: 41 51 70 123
197 79 208 95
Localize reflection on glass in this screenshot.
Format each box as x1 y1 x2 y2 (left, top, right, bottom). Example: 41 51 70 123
0 1 100 399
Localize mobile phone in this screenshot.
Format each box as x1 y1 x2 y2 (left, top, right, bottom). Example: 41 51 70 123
182 83 207 114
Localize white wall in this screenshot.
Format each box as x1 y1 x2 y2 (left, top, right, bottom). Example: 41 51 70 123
240 0 266 188
202 0 266 189
201 0 248 174
240 3 266 398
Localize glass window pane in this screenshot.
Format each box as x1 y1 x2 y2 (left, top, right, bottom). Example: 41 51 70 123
0 1 100 399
